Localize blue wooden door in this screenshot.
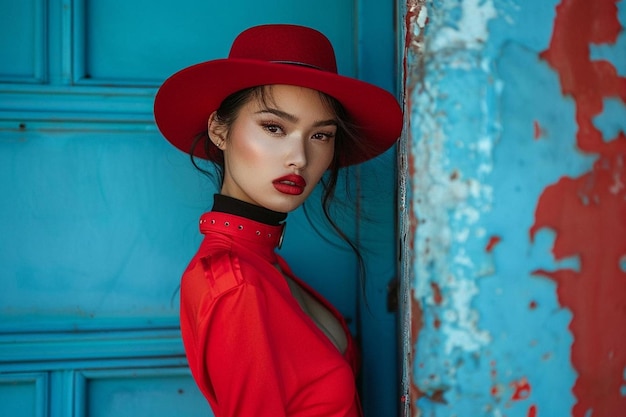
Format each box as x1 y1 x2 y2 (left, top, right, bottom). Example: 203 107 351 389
0 1 399 416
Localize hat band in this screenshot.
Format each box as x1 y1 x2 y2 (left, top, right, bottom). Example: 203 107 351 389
271 60 328 72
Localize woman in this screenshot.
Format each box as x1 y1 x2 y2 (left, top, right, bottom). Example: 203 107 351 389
154 24 402 417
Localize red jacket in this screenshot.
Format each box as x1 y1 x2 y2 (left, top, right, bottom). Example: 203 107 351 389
179 211 362 416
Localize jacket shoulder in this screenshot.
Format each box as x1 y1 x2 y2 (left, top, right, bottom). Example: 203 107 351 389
183 249 245 299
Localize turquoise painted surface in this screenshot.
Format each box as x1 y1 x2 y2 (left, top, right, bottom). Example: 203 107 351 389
401 0 625 416
1 0 400 416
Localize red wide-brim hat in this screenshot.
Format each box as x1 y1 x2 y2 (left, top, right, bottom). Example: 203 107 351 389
154 24 403 167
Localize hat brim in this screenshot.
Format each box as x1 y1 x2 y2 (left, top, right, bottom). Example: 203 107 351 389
154 59 403 166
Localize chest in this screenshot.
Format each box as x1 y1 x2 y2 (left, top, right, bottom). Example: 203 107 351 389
284 274 349 354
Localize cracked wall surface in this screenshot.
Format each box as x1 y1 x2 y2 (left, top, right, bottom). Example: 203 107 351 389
399 0 626 416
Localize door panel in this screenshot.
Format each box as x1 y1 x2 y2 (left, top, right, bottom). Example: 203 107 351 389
75 0 356 86
76 368 207 417
0 373 47 417
0 0 45 83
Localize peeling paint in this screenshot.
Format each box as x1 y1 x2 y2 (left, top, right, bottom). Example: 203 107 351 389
532 0 626 415
405 0 498 411
402 0 625 416
510 377 531 401
531 163 626 416
430 0 497 54
533 121 545 140
485 235 501 252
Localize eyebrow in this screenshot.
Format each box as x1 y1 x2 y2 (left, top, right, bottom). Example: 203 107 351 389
255 108 338 127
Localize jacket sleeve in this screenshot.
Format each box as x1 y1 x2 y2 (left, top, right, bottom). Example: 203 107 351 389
185 251 288 417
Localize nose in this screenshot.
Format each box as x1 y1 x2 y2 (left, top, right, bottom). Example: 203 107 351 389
286 137 307 169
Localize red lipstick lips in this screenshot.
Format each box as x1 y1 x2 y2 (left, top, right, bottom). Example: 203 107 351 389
273 174 307 195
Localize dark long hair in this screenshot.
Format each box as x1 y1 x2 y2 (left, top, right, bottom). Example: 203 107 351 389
190 86 369 289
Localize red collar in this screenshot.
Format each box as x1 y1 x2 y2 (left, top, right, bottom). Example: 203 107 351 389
199 211 286 250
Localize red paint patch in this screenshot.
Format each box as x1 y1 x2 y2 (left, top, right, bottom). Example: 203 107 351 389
485 235 502 252
430 282 443 305
533 121 544 139
404 0 426 97
511 377 532 401
529 300 538 309
535 0 626 415
540 0 626 153
410 289 425 406
489 361 503 401
528 404 538 417
530 160 626 415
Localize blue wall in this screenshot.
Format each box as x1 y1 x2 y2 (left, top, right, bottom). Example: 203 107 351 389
400 1 626 416
1 1 400 416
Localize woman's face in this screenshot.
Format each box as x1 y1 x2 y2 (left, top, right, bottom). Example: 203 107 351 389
210 85 337 213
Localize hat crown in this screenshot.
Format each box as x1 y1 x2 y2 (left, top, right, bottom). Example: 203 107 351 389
228 24 338 74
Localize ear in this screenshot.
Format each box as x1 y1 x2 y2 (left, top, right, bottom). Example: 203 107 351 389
208 112 228 149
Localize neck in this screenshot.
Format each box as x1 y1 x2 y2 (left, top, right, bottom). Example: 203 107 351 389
212 194 287 226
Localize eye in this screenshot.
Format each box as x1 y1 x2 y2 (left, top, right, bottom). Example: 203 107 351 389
261 122 284 135
312 131 336 141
